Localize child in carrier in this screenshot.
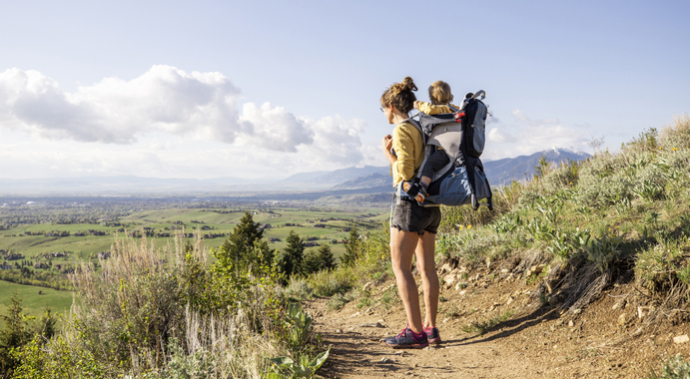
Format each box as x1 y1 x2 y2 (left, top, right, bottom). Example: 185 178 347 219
403 81 460 203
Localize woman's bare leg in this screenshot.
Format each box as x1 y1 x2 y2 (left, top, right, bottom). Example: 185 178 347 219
390 227 424 333
415 232 439 328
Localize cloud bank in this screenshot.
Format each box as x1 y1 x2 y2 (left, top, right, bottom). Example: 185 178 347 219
484 109 591 160
0 65 366 165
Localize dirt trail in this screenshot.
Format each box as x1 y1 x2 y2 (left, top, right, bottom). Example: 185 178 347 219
307 266 685 378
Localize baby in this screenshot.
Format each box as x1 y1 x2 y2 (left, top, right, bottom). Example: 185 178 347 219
403 80 460 203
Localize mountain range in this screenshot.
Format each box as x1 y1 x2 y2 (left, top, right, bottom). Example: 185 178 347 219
0 148 589 196
331 148 591 190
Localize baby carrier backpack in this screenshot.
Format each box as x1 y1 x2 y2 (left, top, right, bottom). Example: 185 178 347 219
406 90 493 210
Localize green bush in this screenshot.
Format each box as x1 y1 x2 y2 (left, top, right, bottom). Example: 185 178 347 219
635 239 689 293
648 354 690 379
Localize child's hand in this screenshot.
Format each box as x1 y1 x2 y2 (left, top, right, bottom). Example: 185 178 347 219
413 101 419 109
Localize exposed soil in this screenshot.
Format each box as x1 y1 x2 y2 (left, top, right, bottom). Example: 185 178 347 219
307 262 690 378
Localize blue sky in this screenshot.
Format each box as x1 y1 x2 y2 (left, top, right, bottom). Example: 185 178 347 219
0 0 688 179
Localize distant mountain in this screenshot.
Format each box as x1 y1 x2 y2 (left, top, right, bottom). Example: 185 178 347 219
331 173 390 190
0 148 589 196
0 176 256 195
280 165 389 189
484 147 591 186
328 148 591 191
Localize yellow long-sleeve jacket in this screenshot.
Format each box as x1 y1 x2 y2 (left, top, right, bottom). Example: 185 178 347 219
416 101 461 115
391 121 425 187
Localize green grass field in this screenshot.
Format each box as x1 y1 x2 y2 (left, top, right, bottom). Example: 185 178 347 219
0 281 73 318
0 206 388 316
1 207 388 261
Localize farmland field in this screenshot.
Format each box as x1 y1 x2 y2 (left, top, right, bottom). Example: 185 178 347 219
0 198 388 317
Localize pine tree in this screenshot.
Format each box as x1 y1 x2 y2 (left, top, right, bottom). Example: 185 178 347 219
341 226 361 266
276 231 304 278
0 293 31 375
302 249 322 275
317 245 336 271
213 211 271 276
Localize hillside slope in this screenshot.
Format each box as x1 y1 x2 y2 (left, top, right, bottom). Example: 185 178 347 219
302 115 690 378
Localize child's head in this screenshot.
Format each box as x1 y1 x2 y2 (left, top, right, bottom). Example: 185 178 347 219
428 81 453 105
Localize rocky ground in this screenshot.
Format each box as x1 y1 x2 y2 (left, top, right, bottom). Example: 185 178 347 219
307 261 690 378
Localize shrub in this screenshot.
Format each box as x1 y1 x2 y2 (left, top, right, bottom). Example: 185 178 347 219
635 239 688 293
541 160 581 196
648 354 690 379
308 268 354 297
11 335 105 379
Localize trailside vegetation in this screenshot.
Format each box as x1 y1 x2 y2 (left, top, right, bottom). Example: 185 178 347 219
2 211 330 378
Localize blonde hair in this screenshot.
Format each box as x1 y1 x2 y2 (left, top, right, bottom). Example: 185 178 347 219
428 81 453 105
381 77 418 114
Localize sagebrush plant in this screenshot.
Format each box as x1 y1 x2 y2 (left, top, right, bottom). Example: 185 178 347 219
432 116 690 320
648 354 690 379
12 231 318 378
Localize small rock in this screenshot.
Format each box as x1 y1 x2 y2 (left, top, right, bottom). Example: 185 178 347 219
485 257 491 268
423 347 430 351
364 307 374 315
612 299 626 310
362 282 373 292
501 268 509 274
638 306 650 319
349 312 361 318
444 273 456 288
573 309 582 315
506 296 514 305
380 357 391 363
674 335 690 344
459 290 467 296
336 329 343 333
443 317 450 323
489 305 496 311
440 262 453 274
617 313 627 326
568 320 574 327
349 322 385 330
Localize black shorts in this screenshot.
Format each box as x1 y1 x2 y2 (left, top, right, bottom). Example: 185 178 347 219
391 199 441 235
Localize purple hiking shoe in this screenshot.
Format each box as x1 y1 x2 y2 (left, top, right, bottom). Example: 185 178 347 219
424 326 442 344
384 327 429 349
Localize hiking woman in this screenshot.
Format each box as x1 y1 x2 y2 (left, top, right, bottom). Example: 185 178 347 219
380 77 441 348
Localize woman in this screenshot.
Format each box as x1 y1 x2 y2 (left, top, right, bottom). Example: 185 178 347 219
380 77 442 349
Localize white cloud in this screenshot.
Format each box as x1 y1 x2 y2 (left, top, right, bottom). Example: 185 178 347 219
237 102 313 152
483 108 590 160
487 127 513 143
0 66 242 143
0 66 371 175
512 109 529 122
299 116 364 164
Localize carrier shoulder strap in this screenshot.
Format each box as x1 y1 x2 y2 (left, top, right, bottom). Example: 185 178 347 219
407 118 423 136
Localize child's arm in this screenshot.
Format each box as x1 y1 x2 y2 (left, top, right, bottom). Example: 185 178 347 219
416 101 453 115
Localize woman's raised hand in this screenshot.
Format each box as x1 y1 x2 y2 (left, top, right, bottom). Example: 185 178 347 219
382 134 393 152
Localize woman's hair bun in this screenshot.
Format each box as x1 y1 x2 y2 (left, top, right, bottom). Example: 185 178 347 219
391 77 418 97
401 77 418 92
381 76 418 114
